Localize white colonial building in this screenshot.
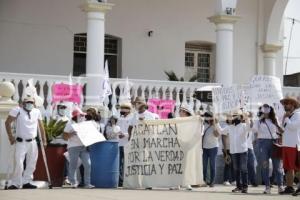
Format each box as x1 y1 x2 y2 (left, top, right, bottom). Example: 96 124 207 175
0 0 299 107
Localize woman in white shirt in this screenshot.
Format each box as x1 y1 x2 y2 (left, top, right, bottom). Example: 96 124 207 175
252 104 284 194
216 110 250 193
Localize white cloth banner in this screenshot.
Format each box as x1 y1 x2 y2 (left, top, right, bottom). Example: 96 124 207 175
212 85 242 114
123 116 203 188
72 121 106 146
248 75 283 106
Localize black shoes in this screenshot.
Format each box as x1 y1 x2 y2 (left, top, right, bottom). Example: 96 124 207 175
292 188 300 196
232 187 242 193
7 185 18 190
279 186 295 195
22 183 37 189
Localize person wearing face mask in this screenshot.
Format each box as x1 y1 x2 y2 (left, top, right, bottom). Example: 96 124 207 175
252 104 284 194
215 110 251 193
85 107 101 131
62 107 94 189
56 102 69 122
116 103 133 187
279 97 300 195
5 96 47 189
201 111 220 187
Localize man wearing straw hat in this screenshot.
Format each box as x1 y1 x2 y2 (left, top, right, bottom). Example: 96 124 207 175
280 97 300 195
117 102 133 186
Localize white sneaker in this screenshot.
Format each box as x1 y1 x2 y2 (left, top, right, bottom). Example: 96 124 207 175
278 186 284 193
263 187 271 194
63 178 71 186
84 184 95 189
71 183 78 189
169 186 180 190
185 185 192 191
223 181 231 186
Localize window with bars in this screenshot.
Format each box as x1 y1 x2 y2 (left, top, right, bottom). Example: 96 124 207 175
185 44 212 82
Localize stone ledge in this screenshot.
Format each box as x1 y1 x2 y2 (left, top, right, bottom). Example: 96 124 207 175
208 15 241 24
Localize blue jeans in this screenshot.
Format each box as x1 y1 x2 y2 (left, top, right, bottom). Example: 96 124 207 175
203 147 218 184
257 139 284 188
223 150 235 183
68 146 91 186
232 152 248 189
247 148 257 185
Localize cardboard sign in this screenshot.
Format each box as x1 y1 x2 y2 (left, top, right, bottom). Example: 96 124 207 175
52 83 83 104
212 85 242 113
123 116 203 188
72 121 106 147
147 99 175 119
249 75 283 105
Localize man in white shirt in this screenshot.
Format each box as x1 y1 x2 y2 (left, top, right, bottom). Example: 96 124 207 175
5 96 47 189
117 102 133 186
216 110 250 193
202 111 220 187
280 97 300 195
128 97 157 140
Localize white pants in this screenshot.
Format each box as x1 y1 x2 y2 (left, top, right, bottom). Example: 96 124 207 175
11 140 38 187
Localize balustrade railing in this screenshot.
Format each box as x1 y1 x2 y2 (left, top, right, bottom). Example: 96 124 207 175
1 72 300 117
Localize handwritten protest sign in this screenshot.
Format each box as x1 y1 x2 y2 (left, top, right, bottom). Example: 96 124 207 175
212 85 242 113
147 99 175 119
52 83 83 104
123 117 203 188
249 75 283 105
72 121 106 146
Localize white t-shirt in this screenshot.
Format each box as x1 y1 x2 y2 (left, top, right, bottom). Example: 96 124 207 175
252 119 279 139
247 131 254 150
282 109 300 148
217 122 250 154
202 123 219 149
117 113 133 147
63 120 83 148
130 110 158 126
9 106 42 139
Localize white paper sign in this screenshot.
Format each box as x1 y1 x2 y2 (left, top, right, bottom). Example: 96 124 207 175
72 121 106 146
249 75 283 105
212 85 242 113
123 116 203 188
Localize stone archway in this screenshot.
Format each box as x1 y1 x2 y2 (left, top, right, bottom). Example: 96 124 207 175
265 0 290 44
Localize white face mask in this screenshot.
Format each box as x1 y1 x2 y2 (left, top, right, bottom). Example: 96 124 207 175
262 107 270 114
58 109 66 116
24 103 34 111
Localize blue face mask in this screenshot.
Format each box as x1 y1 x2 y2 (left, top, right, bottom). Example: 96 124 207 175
25 103 34 111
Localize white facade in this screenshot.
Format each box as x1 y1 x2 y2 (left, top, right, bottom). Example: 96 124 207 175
0 0 293 84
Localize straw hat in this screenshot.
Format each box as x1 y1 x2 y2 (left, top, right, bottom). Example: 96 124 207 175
280 97 300 108
23 96 35 103
120 102 132 110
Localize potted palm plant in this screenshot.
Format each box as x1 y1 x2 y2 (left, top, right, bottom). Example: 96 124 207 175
34 118 68 187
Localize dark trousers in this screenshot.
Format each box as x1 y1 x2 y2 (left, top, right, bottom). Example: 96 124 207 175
223 150 235 183
119 146 124 186
232 152 248 189
203 147 218 184
247 148 257 185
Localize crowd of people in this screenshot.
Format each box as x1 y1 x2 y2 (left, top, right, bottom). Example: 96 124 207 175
4 95 300 196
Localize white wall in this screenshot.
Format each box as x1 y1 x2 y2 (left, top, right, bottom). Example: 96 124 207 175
0 0 262 84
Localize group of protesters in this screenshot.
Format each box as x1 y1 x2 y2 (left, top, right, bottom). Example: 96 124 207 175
4 93 300 196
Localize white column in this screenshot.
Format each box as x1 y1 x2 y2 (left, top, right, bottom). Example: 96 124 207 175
261 44 282 76
208 15 240 86
81 1 113 106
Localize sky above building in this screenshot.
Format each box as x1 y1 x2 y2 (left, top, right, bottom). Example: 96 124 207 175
284 0 300 75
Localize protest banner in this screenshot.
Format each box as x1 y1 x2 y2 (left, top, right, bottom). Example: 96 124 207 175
248 75 283 106
52 83 83 104
212 85 242 114
147 99 176 119
72 121 106 146
123 116 203 188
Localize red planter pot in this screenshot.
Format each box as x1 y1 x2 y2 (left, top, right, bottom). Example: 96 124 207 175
34 145 66 187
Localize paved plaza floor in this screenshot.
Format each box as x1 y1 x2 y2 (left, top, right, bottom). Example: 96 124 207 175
0 185 297 200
